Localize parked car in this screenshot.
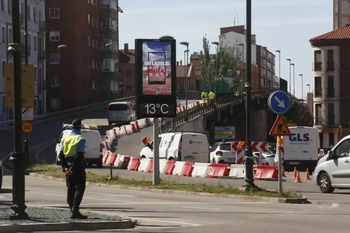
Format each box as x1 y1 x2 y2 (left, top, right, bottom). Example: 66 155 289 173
0 161 2 190
140 132 209 163
253 152 275 165
210 141 236 164
313 135 350 193
55 124 104 168
107 101 136 125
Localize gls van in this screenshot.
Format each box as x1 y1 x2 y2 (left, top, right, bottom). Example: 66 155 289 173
107 101 136 125
140 132 209 163
313 135 350 193
55 124 104 168
275 126 320 172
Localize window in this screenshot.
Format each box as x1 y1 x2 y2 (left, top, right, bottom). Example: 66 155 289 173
327 50 334 71
51 76 60 87
328 103 334 125
1 0 5 11
329 132 335 149
314 50 322 71
50 98 60 110
49 31 60 41
33 36 37 51
49 8 59 19
7 0 11 13
315 104 322 125
334 139 350 157
315 76 322 97
33 7 36 23
50 53 60 64
327 76 334 97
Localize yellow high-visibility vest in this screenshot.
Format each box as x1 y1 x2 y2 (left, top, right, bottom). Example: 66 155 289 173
62 134 84 157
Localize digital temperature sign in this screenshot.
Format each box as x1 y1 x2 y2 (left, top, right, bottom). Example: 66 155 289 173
135 37 176 118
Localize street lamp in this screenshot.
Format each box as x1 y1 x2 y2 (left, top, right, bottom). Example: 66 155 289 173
306 84 310 93
299 74 303 102
212 41 219 98
286 58 292 93
180 41 189 120
275 50 281 89
291 63 295 96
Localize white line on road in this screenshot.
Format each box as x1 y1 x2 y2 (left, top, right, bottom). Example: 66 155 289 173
34 141 55 160
181 206 219 211
87 191 136 198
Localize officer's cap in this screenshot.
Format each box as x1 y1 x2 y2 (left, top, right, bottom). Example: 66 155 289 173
72 119 82 129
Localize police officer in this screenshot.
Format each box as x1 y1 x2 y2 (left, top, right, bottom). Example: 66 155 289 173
208 90 215 104
59 119 87 219
201 90 207 104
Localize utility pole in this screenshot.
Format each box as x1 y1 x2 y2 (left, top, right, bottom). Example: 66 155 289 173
8 0 28 219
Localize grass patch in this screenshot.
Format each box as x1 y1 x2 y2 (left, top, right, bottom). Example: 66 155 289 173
28 164 302 199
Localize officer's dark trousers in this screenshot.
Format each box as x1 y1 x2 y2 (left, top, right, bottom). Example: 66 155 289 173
66 175 86 213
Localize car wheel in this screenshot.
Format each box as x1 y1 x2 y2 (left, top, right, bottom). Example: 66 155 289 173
318 172 334 193
108 121 112 126
97 158 103 168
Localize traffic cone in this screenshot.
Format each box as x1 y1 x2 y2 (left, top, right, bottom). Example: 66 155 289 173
281 166 286 177
305 168 311 180
293 166 297 178
295 170 302 183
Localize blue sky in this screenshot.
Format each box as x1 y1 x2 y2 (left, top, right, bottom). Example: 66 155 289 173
119 0 333 100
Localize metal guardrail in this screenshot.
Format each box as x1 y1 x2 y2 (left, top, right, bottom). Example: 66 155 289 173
0 96 135 131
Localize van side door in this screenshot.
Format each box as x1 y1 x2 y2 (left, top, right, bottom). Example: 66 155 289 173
329 139 350 186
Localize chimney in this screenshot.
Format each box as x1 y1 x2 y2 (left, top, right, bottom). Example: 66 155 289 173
124 43 129 53
251 35 256 44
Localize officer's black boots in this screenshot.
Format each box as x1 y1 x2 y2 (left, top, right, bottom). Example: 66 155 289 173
71 211 87 219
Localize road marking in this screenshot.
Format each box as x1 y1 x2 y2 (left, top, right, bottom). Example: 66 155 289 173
34 140 55 160
87 191 136 198
181 206 219 211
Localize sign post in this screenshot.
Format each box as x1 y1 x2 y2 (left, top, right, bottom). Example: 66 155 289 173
135 36 176 185
268 91 291 194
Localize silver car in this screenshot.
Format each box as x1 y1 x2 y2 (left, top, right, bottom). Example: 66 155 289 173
107 101 136 125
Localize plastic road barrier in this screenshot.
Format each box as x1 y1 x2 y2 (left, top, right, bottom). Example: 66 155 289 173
207 164 230 178
228 165 246 179
191 163 210 178
128 157 141 171
254 165 278 180
173 161 186 176
182 162 195 177
163 160 176 175
138 158 151 172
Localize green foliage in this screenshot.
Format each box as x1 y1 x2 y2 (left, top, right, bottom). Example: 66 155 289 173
284 99 313 126
200 36 240 93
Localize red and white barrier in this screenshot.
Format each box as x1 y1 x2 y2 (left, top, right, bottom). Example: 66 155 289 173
229 164 246 179
138 158 152 172
207 164 230 178
232 141 270 164
172 161 186 176
191 163 210 178
128 157 141 171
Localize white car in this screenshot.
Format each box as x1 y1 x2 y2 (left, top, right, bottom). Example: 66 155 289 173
55 124 104 168
253 152 275 165
210 142 236 164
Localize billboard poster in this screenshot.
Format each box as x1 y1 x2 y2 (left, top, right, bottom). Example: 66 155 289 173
136 38 176 118
142 41 172 95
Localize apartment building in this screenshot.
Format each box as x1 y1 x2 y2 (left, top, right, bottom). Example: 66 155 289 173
333 0 350 29
0 0 46 120
219 25 277 93
310 23 350 149
45 0 121 112
118 43 135 97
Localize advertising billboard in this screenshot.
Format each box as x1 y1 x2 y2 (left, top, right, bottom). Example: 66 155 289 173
136 38 176 118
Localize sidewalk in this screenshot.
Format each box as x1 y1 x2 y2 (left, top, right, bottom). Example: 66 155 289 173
0 197 135 233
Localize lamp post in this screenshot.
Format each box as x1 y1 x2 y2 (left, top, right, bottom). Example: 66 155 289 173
306 84 310 93
291 63 295 96
275 50 281 89
299 74 303 102
286 58 291 93
180 42 189 120
211 41 219 99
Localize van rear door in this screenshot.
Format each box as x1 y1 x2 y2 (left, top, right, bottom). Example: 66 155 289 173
159 134 179 160
181 134 209 162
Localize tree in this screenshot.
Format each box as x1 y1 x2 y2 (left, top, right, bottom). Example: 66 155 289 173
200 36 240 93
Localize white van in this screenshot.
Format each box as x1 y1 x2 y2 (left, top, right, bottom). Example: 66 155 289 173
276 126 320 172
55 124 103 168
140 132 209 163
107 101 136 125
313 135 350 193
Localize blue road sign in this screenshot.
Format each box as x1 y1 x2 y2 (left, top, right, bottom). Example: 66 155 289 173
268 91 290 114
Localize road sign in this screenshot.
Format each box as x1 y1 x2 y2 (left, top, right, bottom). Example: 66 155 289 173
22 108 34 121
269 115 291 136
215 126 235 140
268 91 290 114
22 121 34 134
